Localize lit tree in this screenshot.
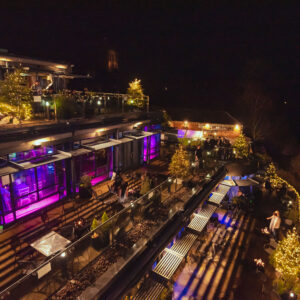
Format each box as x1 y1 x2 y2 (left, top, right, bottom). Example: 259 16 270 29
233 133 249 158
0 68 33 121
265 162 278 187
169 145 190 186
127 78 145 108
270 228 300 294
264 163 300 221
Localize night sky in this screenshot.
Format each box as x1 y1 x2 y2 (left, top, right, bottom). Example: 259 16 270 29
0 2 299 116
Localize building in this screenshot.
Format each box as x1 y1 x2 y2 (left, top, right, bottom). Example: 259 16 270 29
167 109 242 142
0 112 162 227
0 49 76 91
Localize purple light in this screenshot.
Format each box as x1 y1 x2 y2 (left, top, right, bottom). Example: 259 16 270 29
16 193 59 220
2 193 60 224
143 137 148 162
91 175 108 186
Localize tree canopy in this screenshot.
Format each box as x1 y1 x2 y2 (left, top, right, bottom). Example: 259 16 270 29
169 145 190 179
127 79 145 108
270 228 300 294
233 133 249 158
0 68 32 121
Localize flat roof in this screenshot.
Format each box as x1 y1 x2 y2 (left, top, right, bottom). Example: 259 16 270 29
168 109 240 125
125 131 155 140
18 152 71 169
0 165 19 177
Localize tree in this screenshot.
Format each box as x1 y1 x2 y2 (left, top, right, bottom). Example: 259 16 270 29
127 79 145 108
169 145 190 181
270 228 300 294
0 68 33 121
233 133 249 158
54 93 78 119
264 163 300 221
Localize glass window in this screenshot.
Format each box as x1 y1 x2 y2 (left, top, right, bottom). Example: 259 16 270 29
9 146 55 162
36 163 56 190
95 149 108 176
12 169 36 198
36 161 66 200
149 134 160 160
0 176 12 212
12 168 37 209
75 152 95 185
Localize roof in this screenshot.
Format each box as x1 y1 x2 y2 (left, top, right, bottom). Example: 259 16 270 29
167 109 240 125
0 53 69 68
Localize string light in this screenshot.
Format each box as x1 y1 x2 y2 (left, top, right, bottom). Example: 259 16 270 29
271 228 300 285
233 133 249 158
265 163 300 221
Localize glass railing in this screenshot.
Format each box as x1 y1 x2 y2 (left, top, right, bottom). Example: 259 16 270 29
0 177 198 300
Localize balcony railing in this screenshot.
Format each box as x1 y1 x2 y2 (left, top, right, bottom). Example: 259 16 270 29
35 91 150 120
0 176 195 300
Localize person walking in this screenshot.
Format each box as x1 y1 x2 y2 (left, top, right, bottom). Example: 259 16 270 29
267 211 281 242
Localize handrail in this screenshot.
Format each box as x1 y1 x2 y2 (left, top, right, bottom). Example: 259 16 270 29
0 177 171 297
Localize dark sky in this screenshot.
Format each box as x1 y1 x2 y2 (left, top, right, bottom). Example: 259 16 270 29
0 2 299 112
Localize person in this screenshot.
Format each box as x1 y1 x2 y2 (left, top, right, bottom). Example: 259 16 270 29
119 178 128 202
267 211 281 242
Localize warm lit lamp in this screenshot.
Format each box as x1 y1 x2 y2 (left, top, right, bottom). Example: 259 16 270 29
32 138 50 146
234 124 240 131
205 123 210 129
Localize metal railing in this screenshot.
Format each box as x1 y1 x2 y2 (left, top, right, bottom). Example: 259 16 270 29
35 91 150 120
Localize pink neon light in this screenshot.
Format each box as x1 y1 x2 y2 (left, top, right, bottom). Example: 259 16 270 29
3 194 60 224
91 175 107 186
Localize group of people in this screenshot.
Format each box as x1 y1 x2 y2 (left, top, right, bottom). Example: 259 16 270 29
193 137 233 168
203 136 231 150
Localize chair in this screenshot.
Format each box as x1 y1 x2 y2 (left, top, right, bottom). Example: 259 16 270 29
59 224 75 242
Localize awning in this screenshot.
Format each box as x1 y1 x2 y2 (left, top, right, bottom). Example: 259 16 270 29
208 192 226 205
18 151 71 169
125 131 155 140
0 165 19 177
68 148 91 157
84 139 122 151
114 137 133 144
83 138 133 151
220 180 236 186
234 178 259 187
215 184 231 195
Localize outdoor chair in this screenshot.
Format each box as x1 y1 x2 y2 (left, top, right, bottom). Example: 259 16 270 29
59 224 75 242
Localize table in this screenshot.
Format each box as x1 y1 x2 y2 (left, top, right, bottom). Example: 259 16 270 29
31 231 71 257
